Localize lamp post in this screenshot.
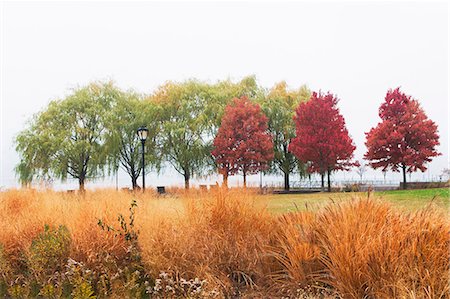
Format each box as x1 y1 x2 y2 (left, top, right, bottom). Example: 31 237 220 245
137 126 148 191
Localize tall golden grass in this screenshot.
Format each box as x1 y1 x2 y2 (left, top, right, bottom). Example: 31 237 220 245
0 188 448 298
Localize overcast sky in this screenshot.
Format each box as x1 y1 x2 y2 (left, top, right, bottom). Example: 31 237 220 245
1 1 448 189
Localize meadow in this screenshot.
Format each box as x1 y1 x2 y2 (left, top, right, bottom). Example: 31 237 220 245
0 188 448 298
260 188 450 214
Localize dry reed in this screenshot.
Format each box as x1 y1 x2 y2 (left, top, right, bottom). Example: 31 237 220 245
0 188 448 298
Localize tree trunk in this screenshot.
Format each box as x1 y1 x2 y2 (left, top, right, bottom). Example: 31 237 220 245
402 164 407 190
243 171 247 188
223 172 228 188
132 176 138 190
282 143 290 191
321 173 325 191
79 177 85 193
184 174 190 190
284 172 290 191
327 168 332 193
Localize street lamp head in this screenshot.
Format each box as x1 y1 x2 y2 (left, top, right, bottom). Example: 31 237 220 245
137 126 149 142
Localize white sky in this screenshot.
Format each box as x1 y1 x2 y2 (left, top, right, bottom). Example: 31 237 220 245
1 1 449 190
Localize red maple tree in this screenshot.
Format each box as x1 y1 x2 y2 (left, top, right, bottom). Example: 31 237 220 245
289 91 357 192
212 96 274 187
364 88 440 189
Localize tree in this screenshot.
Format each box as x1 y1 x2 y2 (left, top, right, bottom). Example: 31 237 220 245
104 91 161 189
289 91 356 192
364 88 440 189
154 81 213 189
15 82 118 191
153 77 261 189
259 82 310 190
212 96 274 187
206 76 262 136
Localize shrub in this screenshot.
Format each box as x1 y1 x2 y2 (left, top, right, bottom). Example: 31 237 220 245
0 244 10 297
27 225 71 282
97 199 151 298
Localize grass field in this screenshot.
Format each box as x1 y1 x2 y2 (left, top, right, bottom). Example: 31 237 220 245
0 187 448 298
258 188 449 214
131 187 450 215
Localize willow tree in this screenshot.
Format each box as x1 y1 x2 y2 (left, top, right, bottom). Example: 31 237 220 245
15 82 118 191
259 82 310 190
153 77 261 189
206 76 262 135
104 91 161 189
153 81 213 189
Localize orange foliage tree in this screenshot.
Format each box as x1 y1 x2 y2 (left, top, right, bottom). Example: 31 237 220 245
364 88 440 188
212 97 274 187
289 91 357 192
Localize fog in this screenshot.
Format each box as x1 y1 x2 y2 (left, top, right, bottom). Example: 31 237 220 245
1 1 448 189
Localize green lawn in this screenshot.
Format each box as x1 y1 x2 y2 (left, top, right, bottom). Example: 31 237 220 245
256 188 449 214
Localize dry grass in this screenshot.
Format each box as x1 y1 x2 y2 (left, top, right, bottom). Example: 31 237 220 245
0 188 448 298
313 198 449 298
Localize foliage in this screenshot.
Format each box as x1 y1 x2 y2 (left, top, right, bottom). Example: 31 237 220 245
364 88 440 188
0 244 10 297
154 77 262 189
212 97 274 187
204 75 262 136
15 81 119 191
71 282 95 299
153 80 217 189
289 91 357 191
97 199 150 298
259 82 311 190
28 225 71 282
104 91 161 189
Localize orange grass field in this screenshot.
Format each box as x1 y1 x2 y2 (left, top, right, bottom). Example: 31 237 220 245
0 188 449 298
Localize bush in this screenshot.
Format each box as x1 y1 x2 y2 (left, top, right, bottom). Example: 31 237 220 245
96 199 151 298
27 225 71 281
0 244 10 297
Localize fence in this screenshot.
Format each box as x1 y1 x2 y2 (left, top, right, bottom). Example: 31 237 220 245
264 178 448 191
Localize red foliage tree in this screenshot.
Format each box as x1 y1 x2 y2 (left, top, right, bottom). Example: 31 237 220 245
212 96 274 187
364 88 440 189
289 91 357 192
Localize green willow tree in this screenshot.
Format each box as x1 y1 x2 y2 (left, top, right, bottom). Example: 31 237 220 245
206 76 262 135
104 91 161 189
260 82 310 191
153 81 212 189
15 82 118 191
154 77 261 189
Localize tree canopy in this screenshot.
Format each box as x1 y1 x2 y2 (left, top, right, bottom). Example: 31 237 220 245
153 77 261 189
364 88 440 188
16 82 119 191
259 82 310 190
212 96 273 187
16 78 441 191
104 91 161 189
289 91 356 192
